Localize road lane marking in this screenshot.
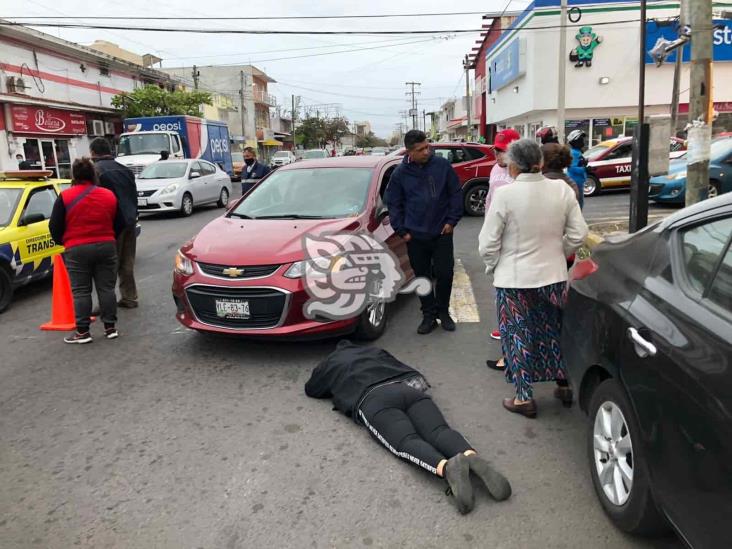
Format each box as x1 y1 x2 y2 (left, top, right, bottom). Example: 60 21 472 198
449 259 480 323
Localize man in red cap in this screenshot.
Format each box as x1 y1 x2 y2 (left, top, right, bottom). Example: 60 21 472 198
484 129 520 367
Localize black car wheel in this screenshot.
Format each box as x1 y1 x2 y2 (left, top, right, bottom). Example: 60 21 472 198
217 187 230 208
585 175 602 197
354 299 388 340
587 379 668 535
464 182 489 216
180 193 194 217
0 264 13 313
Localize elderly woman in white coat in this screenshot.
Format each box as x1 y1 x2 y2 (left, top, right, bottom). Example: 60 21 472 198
478 139 588 419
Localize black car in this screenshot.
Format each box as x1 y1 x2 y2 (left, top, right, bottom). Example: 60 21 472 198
562 193 732 547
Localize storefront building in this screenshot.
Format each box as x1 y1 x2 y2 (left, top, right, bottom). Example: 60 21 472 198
483 0 732 144
0 22 177 174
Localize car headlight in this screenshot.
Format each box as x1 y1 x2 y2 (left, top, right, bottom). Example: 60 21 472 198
162 182 179 194
284 260 307 279
284 257 341 279
174 250 194 275
670 171 687 180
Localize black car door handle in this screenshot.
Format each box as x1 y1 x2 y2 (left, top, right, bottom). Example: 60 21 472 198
627 327 657 358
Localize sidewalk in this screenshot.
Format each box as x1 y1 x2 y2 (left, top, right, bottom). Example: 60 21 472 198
585 212 672 249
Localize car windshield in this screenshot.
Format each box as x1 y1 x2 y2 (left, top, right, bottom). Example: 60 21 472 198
273 151 289 158
231 152 244 163
303 150 326 159
584 144 612 161
139 162 189 179
230 167 372 219
0 188 22 227
118 133 170 156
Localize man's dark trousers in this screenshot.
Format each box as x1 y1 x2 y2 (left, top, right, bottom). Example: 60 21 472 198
406 233 454 318
117 225 137 304
65 242 118 332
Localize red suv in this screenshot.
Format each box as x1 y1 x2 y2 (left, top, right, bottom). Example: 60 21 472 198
395 142 496 215
172 155 413 340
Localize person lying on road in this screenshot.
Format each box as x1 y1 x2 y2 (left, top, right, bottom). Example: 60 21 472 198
305 340 511 514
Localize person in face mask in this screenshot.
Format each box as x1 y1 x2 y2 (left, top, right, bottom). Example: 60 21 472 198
241 147 270 195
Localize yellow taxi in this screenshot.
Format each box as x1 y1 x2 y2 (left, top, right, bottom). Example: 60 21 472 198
0 171 70 312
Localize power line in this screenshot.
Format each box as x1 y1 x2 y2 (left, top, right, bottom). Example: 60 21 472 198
3 11 497 21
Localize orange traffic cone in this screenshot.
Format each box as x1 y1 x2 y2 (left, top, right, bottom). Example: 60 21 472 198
40 254 77 331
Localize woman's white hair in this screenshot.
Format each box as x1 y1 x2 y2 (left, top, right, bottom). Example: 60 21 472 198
506 138 543 173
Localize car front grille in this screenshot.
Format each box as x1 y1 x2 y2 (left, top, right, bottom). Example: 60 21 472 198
185 285 287 329
137 190 157 197
129 165 145 176
649 183 664 196
198 263 279 279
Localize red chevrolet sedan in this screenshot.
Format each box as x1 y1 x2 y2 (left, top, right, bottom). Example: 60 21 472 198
172 155 413 340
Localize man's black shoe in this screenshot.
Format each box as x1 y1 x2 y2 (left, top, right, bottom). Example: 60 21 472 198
439 312 456 331
417 316 438 335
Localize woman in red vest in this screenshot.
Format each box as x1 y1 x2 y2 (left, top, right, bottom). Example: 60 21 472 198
49 158 124 343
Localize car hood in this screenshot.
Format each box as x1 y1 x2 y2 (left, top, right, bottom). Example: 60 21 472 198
183 215 364 265
136 176 186 190
650 158 687 182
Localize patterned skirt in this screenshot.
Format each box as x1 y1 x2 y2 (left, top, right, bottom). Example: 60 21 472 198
496 283 567 394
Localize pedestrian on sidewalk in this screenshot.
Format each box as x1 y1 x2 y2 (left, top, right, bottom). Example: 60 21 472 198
305 340 512 514
541 143 580 200
478 139 588 418
384 130 463 334
484 129 520 370
89 138 139 308
49 158 124 343
567 130 588 209
241 146 270 195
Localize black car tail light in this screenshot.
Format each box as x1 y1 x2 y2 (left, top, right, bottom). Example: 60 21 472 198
569 258 599 281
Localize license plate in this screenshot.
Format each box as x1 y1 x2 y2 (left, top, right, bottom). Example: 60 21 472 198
137 198 148 206
215 299 250 319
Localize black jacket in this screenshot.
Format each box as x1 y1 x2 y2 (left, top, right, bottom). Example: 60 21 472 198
384 153 463 240
242 161 270 180
305 341 424 423
94 157 137 227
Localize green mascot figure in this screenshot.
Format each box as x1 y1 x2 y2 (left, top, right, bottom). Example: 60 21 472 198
570 26 602 68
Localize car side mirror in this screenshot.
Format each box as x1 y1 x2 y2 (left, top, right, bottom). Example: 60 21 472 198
189 171 201 179
19 212 46 226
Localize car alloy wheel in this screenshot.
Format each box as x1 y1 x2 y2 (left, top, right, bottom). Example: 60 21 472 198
181 193 193 217
465 184 489 216
217 187 229 208
584 175 600 196
367 299 386 328
593 400 634 506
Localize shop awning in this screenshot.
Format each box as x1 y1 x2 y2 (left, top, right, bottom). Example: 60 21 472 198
447 116 467 129
259 138 283 146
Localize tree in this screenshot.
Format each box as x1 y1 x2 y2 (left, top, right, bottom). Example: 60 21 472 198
323 117 351 146
111 85 213 118
356 132 388 148
296 116 326 149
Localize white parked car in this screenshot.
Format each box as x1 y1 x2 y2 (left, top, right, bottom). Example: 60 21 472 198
301 149 329 160
136 159 232 217
271 150 297 167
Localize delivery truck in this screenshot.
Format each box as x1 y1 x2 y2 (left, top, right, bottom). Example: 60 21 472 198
116 115 233 177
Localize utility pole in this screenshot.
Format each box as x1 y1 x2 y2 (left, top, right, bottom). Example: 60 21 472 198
192 65 200 90
423 110 427 135
686 0 714 206
670 1 689 138
556 0 568 141
464 55 472 141
405 82 421 130
239 70 246 142
629 0 650 232
291 94 297 150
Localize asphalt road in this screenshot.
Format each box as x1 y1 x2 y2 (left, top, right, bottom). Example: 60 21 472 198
0 194 682 549
582 189 680 225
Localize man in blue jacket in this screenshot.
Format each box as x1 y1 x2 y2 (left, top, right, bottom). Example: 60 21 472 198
241 146 270 195
385 130 463 334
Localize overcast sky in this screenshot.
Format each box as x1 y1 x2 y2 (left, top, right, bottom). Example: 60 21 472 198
6 0 531 136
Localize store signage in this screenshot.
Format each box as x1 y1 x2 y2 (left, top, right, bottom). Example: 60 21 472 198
678 102 732 114
489 38 524 92
645 20 732 63
10 105 86 135
570 26 602 68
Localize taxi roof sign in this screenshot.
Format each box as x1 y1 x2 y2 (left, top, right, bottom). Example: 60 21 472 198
0 170 54 181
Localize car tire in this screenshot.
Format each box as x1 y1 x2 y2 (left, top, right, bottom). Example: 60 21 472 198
587 379 669 536
180 193 194 217
0 264 13 313
585 175 601 197
217 187 230 208
353 299 388 340
463 182 489 216
708 179 721 199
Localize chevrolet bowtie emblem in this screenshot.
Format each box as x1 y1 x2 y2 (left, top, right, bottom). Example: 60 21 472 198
222 267 244 277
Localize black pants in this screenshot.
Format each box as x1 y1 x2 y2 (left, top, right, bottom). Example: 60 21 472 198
65 242 118 332
406 234 454 317
116 225 137 304
358 382 472 476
